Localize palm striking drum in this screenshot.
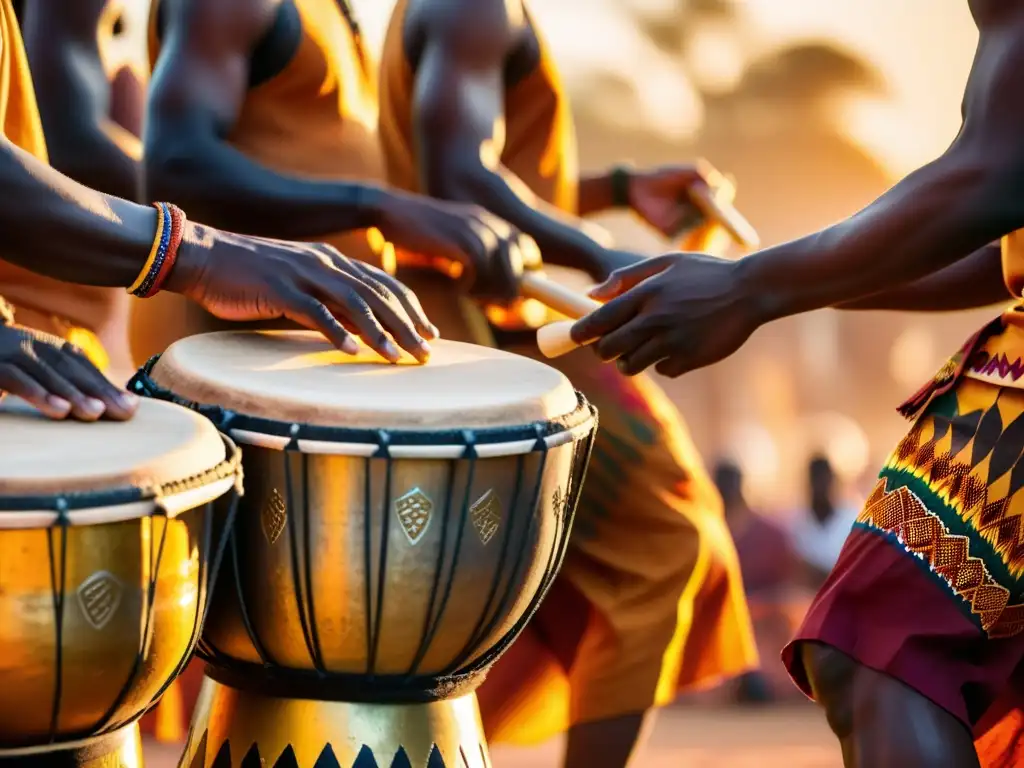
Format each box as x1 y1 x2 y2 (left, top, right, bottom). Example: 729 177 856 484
130 331 597 768
0 396 241 767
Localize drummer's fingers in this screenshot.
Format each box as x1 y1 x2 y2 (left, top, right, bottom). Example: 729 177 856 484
276 286 361 355
18 352 106 421
334 276 426 363
36 343 139 421
0 363 72 419
354 262 439 340
308 279 402 362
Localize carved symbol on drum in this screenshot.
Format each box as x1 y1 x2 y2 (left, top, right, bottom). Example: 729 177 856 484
470 489 502 545
77 571 124 631
262 488 287 545
553 487 568 521
395 488 433 545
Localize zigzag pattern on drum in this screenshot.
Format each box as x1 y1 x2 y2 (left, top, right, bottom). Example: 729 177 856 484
189 732 490 768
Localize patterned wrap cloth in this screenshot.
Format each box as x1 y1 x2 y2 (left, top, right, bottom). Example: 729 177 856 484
784 306 1024 765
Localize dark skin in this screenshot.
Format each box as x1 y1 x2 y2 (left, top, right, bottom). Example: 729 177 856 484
145 0 529 301
571 1 1024 764
0 133 436 420
404 0 708 764
0 323 130 422
404 0 723 285
18 0 142 201
573 0 1024 381
839 243 1009 312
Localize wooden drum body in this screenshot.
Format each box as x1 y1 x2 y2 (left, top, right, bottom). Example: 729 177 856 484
0 398 241 767
132 332 597 768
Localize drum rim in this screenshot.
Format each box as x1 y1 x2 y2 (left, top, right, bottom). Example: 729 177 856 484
130 355 598 459
0 433 243 527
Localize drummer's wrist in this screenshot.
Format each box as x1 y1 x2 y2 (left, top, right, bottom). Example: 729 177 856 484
590 248 645 282
162 220 207 296
349 184 392 231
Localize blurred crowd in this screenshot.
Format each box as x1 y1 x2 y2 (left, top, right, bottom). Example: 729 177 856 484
711 454 860 705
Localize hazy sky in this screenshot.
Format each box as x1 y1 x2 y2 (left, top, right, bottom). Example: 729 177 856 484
115 0 978 179
352 0 978 176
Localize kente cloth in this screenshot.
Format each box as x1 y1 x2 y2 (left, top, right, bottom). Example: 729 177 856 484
784 310 1024 763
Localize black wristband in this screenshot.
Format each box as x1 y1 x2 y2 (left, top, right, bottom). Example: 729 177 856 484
609 166 632 208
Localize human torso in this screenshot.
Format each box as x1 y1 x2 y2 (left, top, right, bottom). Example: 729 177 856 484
378 0 578 337
150 0 384 265
133 0 388 363
379 0 577 213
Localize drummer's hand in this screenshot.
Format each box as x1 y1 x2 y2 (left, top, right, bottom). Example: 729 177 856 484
165 225 437 363
570 252 762 378
0 325 139 421
377 192 530 301
626 163 714 238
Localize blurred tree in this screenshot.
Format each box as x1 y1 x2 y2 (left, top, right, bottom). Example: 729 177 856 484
737 42 885 106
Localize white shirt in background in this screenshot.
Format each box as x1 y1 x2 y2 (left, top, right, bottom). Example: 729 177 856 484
790 505 859 573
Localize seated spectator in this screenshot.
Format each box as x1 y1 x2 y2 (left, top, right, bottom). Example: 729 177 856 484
715 461 796 704
790 455 859 589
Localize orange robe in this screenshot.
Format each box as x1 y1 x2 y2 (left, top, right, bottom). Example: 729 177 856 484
130 0 398 364
378 0 758 744
0 0 110 369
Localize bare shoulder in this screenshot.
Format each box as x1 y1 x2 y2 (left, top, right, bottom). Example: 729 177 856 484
405 0 527 58
161 0 280 45
22 0 108 37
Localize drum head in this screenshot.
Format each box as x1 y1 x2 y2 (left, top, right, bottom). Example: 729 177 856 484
0 396 226 496
150 331 579 429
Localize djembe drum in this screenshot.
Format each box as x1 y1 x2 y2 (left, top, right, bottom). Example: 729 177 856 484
130 331 597 768
0 396 241 767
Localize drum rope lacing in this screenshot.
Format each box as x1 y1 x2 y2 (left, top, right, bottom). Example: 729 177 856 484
0 449 243 750
198 419 597 704
131 355 600 704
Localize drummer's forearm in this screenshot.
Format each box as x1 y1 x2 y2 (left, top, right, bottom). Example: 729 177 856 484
144 140 385 240
0 139 155 286
837 244 1011 311
423 155 615 280
738 149 1024 321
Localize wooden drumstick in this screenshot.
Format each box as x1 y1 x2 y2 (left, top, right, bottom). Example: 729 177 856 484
520 271 602 319
687 179 760 250
520 272 601 359
536 320 593 359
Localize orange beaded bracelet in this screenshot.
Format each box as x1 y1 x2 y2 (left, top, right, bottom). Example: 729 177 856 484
127 203 187 299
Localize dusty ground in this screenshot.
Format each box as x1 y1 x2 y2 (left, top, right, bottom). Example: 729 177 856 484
143 703 841 768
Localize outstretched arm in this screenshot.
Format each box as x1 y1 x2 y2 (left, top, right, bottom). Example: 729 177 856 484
410 0 639 280
838 244 1010 311
573 10 1024 377
20 0 141 200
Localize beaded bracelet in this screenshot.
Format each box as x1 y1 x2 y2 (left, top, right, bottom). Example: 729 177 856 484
127 203 187 298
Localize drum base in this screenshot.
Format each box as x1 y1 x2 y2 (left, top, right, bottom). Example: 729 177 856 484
182 676 491 768
0 724 142 768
